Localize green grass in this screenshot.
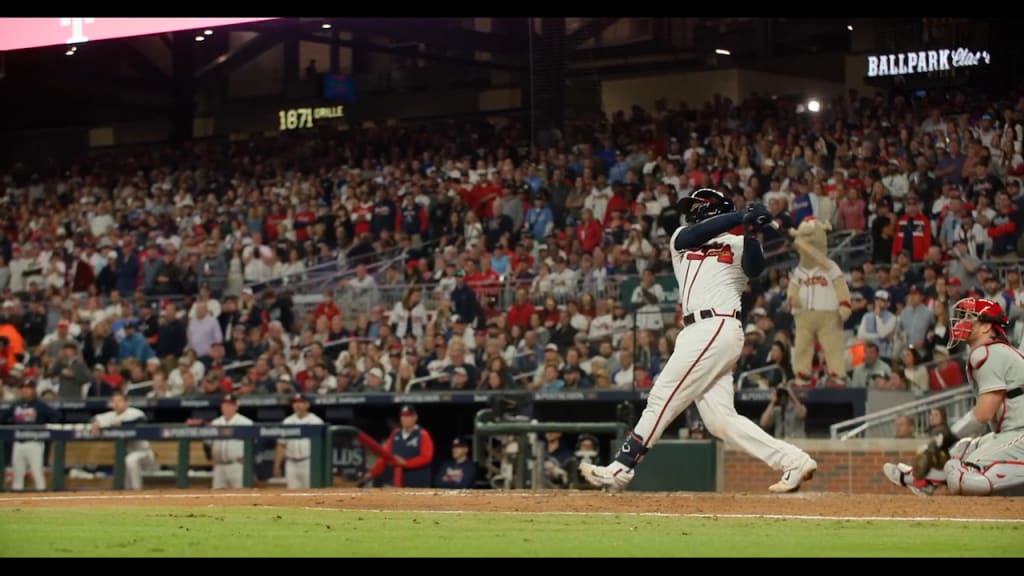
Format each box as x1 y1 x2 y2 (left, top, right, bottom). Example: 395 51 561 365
0 507 1019 557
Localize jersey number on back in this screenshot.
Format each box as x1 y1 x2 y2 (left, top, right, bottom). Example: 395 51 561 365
686 244 734 264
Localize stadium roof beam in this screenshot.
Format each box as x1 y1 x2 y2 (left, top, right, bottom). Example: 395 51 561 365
341 18 526 55
566 18 621 49
291 31 526 73
121 45 172 88
194 30 285 83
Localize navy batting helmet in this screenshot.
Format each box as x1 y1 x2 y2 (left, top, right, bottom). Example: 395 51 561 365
677 188 735 224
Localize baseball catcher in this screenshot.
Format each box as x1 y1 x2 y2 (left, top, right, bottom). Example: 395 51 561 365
883 297 1024 495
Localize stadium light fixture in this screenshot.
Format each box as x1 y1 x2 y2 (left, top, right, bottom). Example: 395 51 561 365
807 99 821 113
715 48 730 56
322 23 332 29
847 25 854 31
195 35 205 42
204 29 213 36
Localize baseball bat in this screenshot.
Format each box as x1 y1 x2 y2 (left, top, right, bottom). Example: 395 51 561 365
356 430 403 488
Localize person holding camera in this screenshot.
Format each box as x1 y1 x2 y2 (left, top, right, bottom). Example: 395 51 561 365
759 382 807 438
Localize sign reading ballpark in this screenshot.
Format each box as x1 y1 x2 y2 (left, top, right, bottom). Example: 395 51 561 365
866 47 991 78
0 18 281 51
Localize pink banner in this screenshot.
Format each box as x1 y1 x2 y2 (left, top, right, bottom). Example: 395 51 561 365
0 18 281 51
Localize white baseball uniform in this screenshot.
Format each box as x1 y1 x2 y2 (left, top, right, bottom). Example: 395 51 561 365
93 407 155 490
4 399 59 491
790 262 844 311
626 227 809 471
208 413 254 490
279 412 324 489
943 341 1024 495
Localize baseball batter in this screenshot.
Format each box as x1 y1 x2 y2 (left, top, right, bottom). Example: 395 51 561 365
884 297 1024 495
582 189 817 493
273 393 324 489
91 390 155 490
207 394 253 490
2 379 59 491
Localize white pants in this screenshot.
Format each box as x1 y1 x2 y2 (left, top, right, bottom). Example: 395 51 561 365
125 449 157 490
634 318 807 470
944 429 1024 495
12 441 45 491
285 458 311 489
213 462 244 489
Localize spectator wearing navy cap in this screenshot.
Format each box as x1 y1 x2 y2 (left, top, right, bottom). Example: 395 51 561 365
361 404 435 488
434 437 476 489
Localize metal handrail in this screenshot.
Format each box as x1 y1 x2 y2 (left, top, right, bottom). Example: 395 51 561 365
829 385 974 440
734 363 783 390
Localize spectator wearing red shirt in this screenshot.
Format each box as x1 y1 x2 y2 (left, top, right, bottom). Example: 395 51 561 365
575 207 604 253
264 207 287 243
892 195 932 261
603 183 628 227
836 185 867 232
928 346 964 391
292 200 316 243
466 258 500 302
313 289 341 323
506 287 536 330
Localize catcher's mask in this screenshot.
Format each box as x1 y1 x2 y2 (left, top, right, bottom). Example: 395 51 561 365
949 297 1007 348
676 188 734 224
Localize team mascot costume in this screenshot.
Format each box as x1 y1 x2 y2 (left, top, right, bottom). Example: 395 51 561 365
787 218 851 385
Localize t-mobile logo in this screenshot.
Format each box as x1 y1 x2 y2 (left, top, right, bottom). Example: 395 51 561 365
60 18 95 44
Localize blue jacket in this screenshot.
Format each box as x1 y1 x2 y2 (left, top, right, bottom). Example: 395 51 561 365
435 458 476 489
525 207 553 240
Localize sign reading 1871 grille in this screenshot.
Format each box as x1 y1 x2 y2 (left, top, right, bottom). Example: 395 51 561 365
866 48 991 78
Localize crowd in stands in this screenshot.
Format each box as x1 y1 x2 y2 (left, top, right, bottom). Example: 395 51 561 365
3 83 1024 406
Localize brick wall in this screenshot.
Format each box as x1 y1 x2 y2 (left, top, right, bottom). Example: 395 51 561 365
720 439 924 494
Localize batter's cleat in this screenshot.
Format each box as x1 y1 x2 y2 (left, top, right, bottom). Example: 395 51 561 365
580 461 635 493
769 456 817 493
883 462 934 496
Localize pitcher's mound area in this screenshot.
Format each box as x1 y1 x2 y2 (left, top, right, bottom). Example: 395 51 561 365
0 490 1021 521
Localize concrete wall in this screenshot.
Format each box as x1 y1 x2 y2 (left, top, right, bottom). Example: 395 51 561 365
601 69 739 116
600 68 847 116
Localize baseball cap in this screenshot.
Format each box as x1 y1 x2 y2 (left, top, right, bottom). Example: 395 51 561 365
368 367 384 380
453 366 468 376
751 307 768 318
948 277 962 286
545 343 559 352
221 394 238 405
875 289 890 301
400 404 417 416
451 437 469 449
57 320 69 329
291 393 308 404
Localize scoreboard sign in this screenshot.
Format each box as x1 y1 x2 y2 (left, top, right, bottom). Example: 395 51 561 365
866 47 991 78
277 105 345 131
